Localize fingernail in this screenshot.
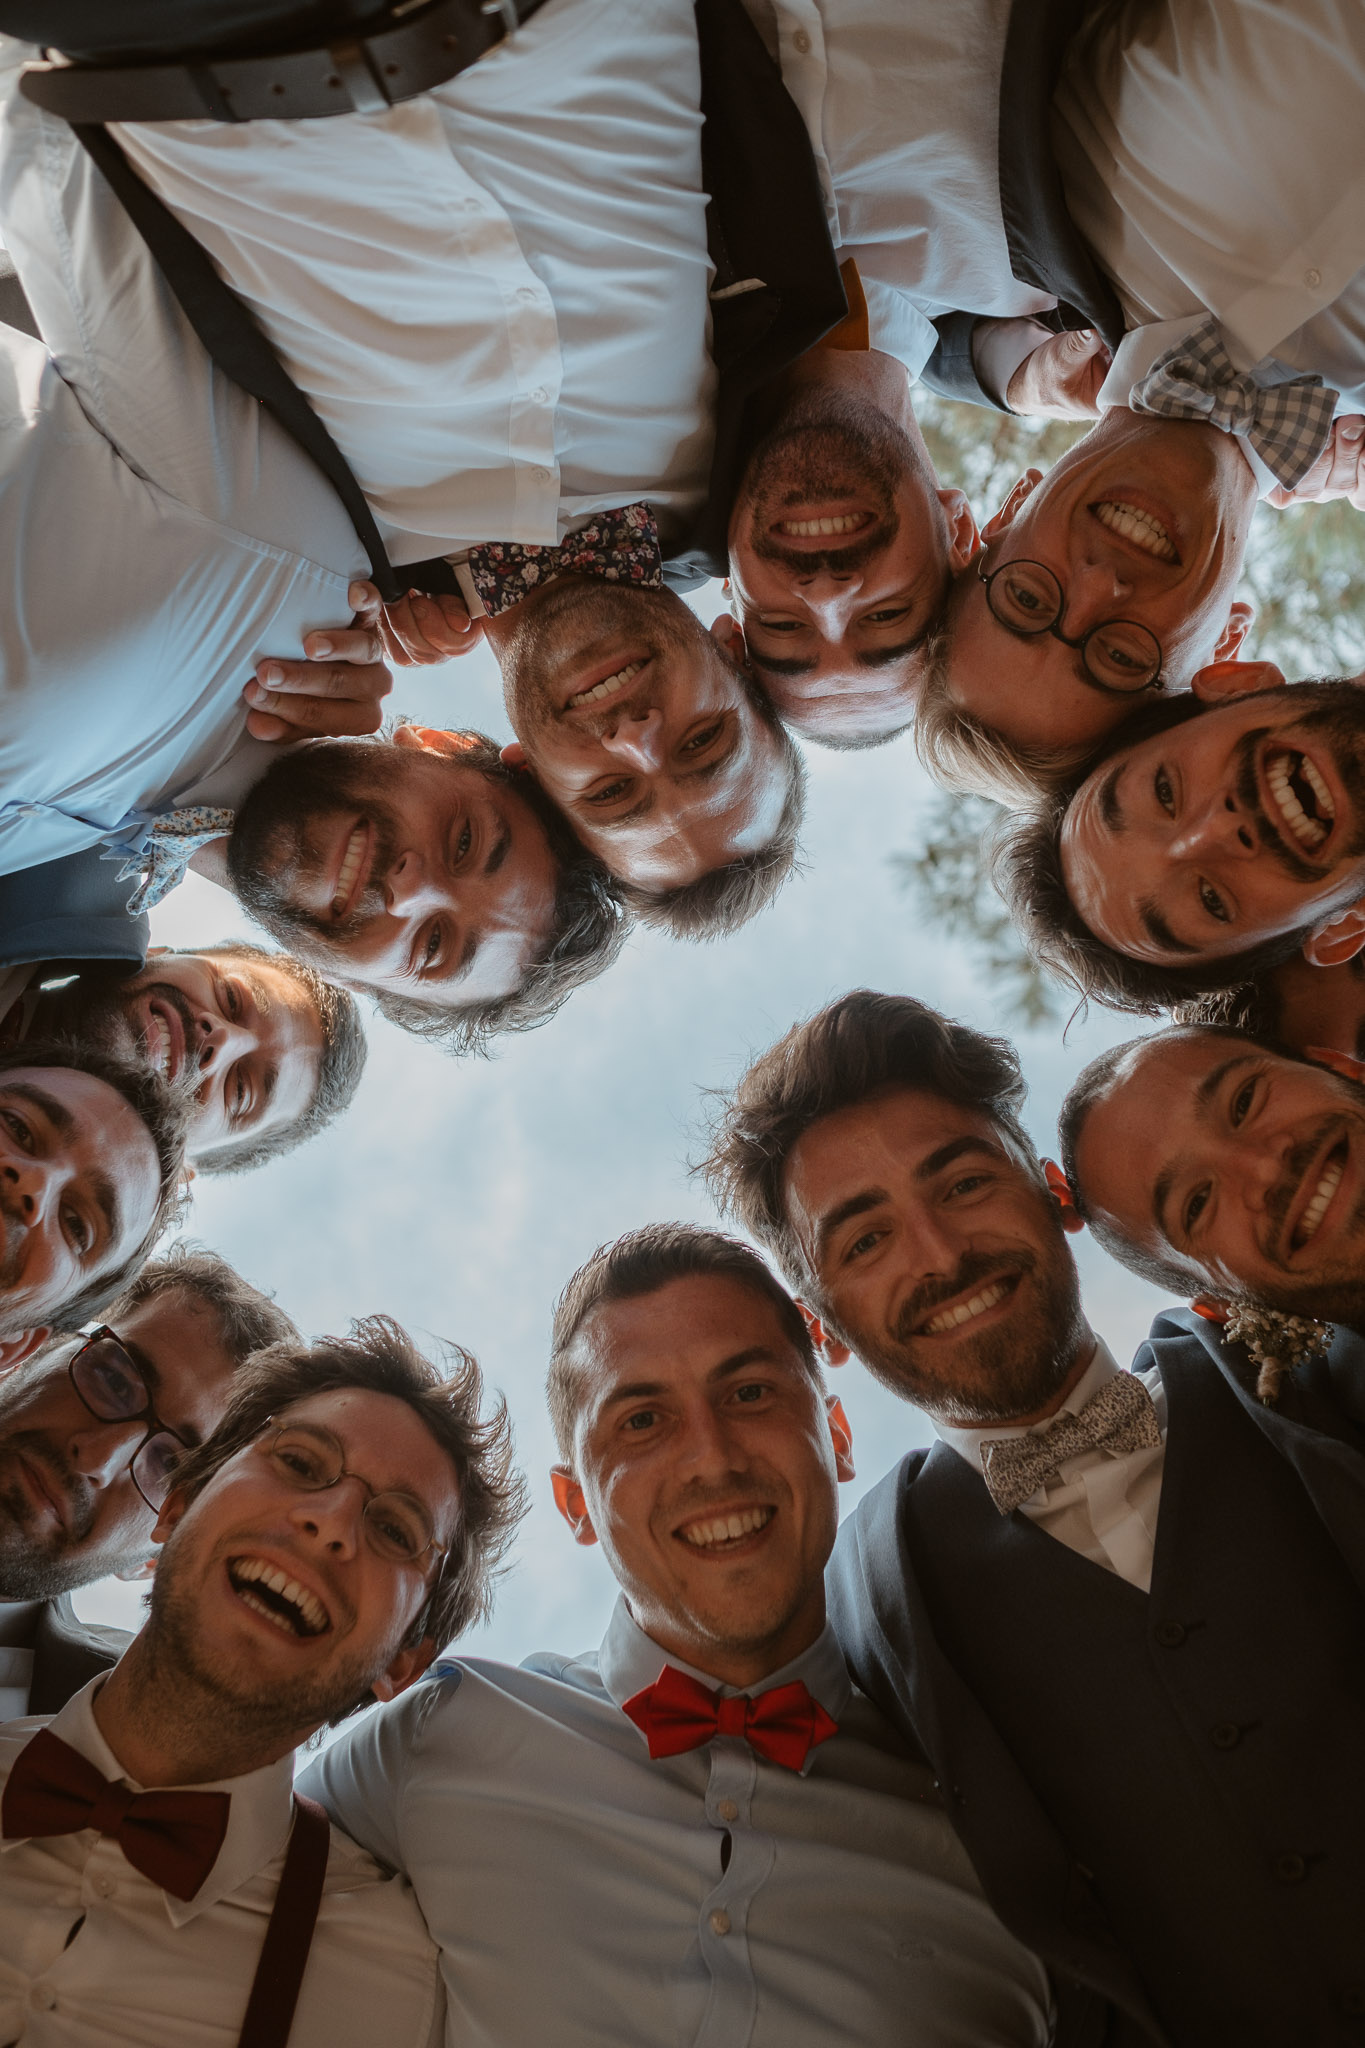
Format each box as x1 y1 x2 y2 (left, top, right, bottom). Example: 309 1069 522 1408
1344 423 1364 442
1079 329 1094 341
261 662 283 685
246 682 269 705
348 582 369 605
311 637 332 656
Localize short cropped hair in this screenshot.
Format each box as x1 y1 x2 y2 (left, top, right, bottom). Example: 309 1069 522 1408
186 944 368 1175
0 1039 190 1331
101 1241 300 1362
547 1222 818 1462
700 990 1034 1291
169 1315 526 1655
615 680 806 940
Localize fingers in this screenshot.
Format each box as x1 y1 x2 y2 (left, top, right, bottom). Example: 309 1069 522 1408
381 589 482 665
243 649 392 741
1007 331 1110 420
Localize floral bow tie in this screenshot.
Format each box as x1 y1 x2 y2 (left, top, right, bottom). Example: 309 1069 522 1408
979 1371 1162 1515
465 502 662 617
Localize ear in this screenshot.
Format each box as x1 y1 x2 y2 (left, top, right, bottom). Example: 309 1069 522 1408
0 1328 50 1374
936 488 981 573
1190 655 1285 703
1303 1044 1365 1084
710 614 747 666
825 1394 856 1482
392 724 482 757
150 1485 190 1551
499 739 528 769
796 1300 851 1368
1302 902 1365 967
550 1465 598 1546
1189 1295 1229 1325
146 945 169 960
115 1553 158 1583
1042 1159 1085 1236
371 1635 439 1704
1211 598 1256 664
980 469 1043 544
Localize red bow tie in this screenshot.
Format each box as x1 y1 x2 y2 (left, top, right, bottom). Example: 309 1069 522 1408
623 1665 838 1773
3 1727 231 1901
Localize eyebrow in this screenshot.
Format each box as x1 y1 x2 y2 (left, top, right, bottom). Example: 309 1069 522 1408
747 652 817 679
1098 763 1126 832
856 630 930 670
598 1346 782 1412
484 815 512 877
121 1333 208 1450
3 1083 121 1254
4 1081 74 1140
587 724 742 832
1139 900 1200 956
915 1135 1001 1179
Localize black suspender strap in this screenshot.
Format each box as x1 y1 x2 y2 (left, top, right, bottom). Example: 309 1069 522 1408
236 1791 332 2048
70 122 407 601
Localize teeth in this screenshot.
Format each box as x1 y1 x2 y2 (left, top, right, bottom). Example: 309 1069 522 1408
1294 1157 1343 1247
1301 757 1336 817
1093 499 1178 561
923 1280 1010 1336
568 660 642 709
1267 755 1328 848
145 1011 172 1077
777 514 867 537
331 825 367 914
680 1505 774 1548
228 1557 327 1636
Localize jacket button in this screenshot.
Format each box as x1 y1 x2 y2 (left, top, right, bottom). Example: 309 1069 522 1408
1210 1722 1241 1750
1154 1620 1186 1648
1273 1853 1307 1885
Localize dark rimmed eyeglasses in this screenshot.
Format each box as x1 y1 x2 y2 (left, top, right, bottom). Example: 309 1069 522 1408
977 555 1165 696
252 1418 448 1571
68 1327 189 1512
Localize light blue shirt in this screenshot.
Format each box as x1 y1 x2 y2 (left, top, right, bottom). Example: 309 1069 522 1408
301 1595 1051 2047
0 37 366 883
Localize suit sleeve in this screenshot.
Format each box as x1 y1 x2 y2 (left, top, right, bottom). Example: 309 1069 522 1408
919 312 1009 410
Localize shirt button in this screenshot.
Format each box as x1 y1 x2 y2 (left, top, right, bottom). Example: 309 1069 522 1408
31 1984 58 2011
1273 1853 1307 1885
528 387 549 405
1209 1722 1241 1750
532 466 553 483
1153 1620 1186 1648
709 1908 732 1936
716 1799 738 1823
792 27 812 52
92 1873 116 1897
517 286 538 302
1304 267 1322 289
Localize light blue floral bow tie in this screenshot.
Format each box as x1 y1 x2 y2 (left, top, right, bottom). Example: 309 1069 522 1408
104 806 235 915
1132 318 1338 489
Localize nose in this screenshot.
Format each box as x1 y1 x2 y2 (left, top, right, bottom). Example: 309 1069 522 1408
1058 557 1134 630
68 1416 143 1489
288 1477 364 1559
383 845 446 918
0 1151 58 1226
1168 790 1258 863
600 708 666 774
675 1400 749 1485
195 1009 255 1076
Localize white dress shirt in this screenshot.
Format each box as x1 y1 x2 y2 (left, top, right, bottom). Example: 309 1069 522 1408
934 1339 1167 1593
741 0 1057 380
302 1596 1051 2047
1052 0 1365 441
113 0 717 561
0 38 365 881
0 1677 442 2048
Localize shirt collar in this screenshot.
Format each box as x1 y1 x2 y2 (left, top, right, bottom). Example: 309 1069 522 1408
27 1673 297 1928
932 1335 1121 1479
597 1592 852 1729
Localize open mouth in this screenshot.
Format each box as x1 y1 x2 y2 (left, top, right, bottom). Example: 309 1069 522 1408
227 1556 329 1638
916 1274 1020 1337
13 1449 67 1532
330 821 371 919
676 1504 775 1552
775 511 873 539
140 998 187 1082
567 659 644 712
1091 499 1179 564
1289 1137 1348 1252
1264 745 1337 853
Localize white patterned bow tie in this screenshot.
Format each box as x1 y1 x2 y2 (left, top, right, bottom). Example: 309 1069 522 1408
104 805 236 915
978 1371 1161 1516
1132 317 1338 489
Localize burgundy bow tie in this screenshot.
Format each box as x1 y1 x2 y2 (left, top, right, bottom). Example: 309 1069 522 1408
623 1665 838 1772
464 502 663 617
3 1727 231 1901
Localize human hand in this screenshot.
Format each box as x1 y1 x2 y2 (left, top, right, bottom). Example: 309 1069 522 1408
1263 416 1365 509
243 583 393 741
1006 329 1112 420
350 579 484 666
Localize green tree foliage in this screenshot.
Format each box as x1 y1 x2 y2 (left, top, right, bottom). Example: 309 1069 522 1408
897 393 1365 1026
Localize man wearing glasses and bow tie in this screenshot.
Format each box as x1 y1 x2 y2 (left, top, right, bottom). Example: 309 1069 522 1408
303 1223 1052 2047
0 1247 298 1719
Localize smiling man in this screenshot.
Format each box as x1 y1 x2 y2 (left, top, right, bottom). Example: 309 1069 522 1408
706 988 1365 2044
220 727 625 1055
0 945 364 1175
995 675 1365 1013
0 1314 520 2045
1060 1025 1365 1336
303 1223 1052 2047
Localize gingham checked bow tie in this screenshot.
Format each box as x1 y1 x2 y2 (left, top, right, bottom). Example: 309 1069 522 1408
978 1371 1161 1516
1132 317 1338 489
622 1665 838 1772
104 805 236 915
3 1728 230 1901
465 502 663 617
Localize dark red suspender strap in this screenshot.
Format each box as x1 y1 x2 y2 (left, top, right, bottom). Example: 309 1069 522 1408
236 1792 332 2048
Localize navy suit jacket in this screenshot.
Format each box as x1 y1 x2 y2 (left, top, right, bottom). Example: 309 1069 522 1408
28 1594 130 1715
0 846 148 989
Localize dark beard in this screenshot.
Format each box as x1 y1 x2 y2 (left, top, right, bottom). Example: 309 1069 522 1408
227 743 401 950
842 1232 1089 1426
499 578 724 743
737 390 926 575
0 1379 99 1600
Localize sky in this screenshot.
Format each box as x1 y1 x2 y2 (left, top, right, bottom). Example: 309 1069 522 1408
73 581 1171 1659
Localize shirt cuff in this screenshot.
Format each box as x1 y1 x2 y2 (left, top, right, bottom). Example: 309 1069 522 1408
971 317 1057 410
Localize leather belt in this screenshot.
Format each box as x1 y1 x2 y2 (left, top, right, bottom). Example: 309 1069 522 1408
19 0 539 124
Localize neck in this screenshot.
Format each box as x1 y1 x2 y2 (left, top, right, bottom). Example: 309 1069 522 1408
638 1594 827 1692
92 1635 312 1788
955 1320 1099 1431
187 835 233 889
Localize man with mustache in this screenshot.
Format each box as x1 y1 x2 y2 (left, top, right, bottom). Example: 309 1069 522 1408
704 988 1365 2046
0 1314 520 2044
0 945 365 1176
0 1246 297 1715
995 674 1365 1014
303 1224 1052 2046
